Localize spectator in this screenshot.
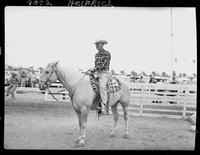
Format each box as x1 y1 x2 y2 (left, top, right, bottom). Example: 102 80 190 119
139 76 145 83
5 71 11 86
20 70 27 87
149 75 157 83
171 76 178 84
25 77 31 87
5 72 19 99
35 71 40 87
26 72 32 87
30 71 36 88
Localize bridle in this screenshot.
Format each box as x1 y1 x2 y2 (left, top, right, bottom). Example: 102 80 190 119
41 64 94 113
44 69 55 86
42 65 90 102
42 66 60 101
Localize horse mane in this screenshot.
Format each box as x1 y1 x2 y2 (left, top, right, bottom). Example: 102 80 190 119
54 62 84 88
60 67 83 81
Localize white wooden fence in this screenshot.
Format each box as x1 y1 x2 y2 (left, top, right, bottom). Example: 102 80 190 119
118 83 196 119
44 82 196 119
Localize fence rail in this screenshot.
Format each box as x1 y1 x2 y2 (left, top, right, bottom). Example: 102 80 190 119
118 83 196 119
44 82 196 119
44 88 70 102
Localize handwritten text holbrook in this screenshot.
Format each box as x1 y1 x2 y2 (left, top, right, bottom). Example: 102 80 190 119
68 0 113 6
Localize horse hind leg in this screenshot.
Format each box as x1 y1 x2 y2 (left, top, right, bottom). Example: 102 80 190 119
109 101 119 138
120 102 130 139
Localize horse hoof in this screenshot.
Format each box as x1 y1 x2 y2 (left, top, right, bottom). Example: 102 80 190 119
123 134 130 139
109 134 116 138
75 136 82 143
76 139 85 147
76 142 84 147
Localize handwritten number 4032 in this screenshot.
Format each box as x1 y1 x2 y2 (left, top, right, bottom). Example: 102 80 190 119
27 0 52 6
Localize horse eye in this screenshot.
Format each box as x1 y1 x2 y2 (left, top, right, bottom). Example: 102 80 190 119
46 71 49 74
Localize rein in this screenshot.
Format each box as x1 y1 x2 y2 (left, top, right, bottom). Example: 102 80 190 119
44 67 88 109
44 68 60 101
43 67 102 117
46 87 59 101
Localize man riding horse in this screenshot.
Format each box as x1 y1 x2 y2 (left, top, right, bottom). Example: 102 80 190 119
39 46 130 145
88 40 111 114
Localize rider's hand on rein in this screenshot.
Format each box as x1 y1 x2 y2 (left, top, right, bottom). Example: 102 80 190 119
85 69 94 75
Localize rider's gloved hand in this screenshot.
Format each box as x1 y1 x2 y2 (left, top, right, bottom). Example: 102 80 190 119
86 68 95 75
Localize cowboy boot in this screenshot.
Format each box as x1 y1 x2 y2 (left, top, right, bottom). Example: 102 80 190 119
96 101 107 115
101 102 107 115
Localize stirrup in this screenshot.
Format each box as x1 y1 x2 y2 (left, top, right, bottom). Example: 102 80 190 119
101 103 107 109
101 105 107 114
96 106 106 114
96 106 101 111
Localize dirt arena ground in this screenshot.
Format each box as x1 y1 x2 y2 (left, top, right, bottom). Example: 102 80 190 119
4 91 196 150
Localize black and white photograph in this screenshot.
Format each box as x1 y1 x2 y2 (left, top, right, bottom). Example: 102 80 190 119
4 5 197 150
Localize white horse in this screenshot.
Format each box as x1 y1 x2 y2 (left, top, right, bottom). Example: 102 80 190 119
39 61 130 147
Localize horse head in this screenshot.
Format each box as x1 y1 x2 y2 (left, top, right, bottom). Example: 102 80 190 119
39 61 59 90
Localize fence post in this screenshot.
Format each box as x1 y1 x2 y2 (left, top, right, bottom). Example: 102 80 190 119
139 84 143 116
148 83 151 104
177 85 181 105
182 86 188 119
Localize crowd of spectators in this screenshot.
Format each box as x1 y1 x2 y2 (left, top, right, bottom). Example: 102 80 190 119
5 66 196 87
19 70 40 87
130 74 196 85
5 67 43 99
5 69 41 88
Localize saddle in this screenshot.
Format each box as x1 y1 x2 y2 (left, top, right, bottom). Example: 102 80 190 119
89 74 122 93
89 73 122 113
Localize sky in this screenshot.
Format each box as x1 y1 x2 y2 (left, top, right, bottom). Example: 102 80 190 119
5 7 197 75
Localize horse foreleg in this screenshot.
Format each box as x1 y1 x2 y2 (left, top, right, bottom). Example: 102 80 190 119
76 109 88 146
110 103 119 138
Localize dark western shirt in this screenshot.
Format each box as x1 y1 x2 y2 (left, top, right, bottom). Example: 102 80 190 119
94 49 111 72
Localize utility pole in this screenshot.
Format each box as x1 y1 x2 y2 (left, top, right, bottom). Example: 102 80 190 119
170 7 174 76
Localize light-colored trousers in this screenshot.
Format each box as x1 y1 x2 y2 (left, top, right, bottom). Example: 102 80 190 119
21 78 26 87
6 84 18 98
97 70 110 104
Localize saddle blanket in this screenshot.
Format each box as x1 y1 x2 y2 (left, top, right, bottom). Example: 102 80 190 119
106 76 122 93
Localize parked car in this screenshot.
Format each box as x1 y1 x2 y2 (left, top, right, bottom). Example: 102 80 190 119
50 80 63 88
176 77 196 85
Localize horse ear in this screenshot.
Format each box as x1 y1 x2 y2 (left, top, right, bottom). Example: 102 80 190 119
54 61 59 67
51 61 59 69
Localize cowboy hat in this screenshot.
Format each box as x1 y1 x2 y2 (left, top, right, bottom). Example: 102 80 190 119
94 40 108 45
